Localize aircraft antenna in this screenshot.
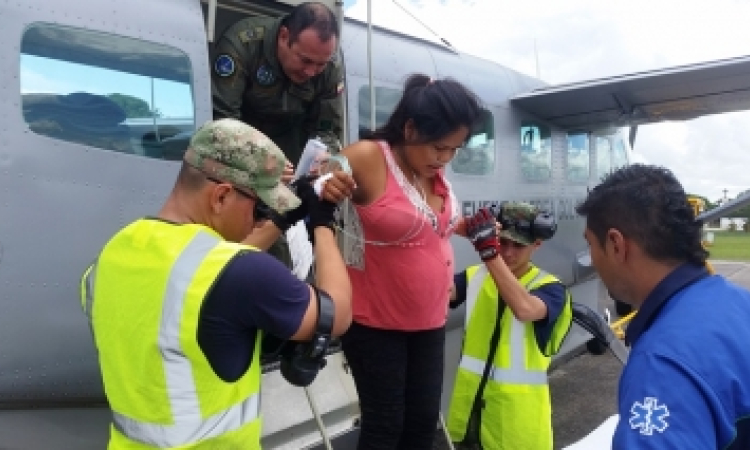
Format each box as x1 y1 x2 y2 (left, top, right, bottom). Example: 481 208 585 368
368 0 376 131
534 39 541 78
206 0 217 42
391 0 456 50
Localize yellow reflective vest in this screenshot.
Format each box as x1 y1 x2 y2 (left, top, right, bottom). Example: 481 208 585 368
448 264 572 450
81 219 263 449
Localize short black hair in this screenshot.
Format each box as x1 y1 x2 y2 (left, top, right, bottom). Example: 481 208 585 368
365 73 482 146
576 164 708 266
177 161 209 191
282 2 339 44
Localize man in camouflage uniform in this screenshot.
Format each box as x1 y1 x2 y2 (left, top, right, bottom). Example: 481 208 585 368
212 2 344 266
212 2 343 163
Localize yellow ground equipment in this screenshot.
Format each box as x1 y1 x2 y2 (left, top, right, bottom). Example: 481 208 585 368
688 196 705 218
688 196 714 247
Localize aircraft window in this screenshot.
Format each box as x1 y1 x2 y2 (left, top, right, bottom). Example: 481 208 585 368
358 85 403 138
520 124 552 181
595 136 613 181
20 23 194 160
566 132 590 183
452 110 495 175
612 136 629 170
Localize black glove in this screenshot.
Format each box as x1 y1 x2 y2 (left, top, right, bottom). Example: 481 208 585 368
466 208 501 261
266 177 315 232
284 175 337 242
307 195 337 234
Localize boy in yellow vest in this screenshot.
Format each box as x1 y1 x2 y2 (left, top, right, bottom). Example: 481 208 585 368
448 203 572 450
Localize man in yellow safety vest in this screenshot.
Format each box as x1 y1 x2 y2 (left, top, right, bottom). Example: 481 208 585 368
81 118 352 449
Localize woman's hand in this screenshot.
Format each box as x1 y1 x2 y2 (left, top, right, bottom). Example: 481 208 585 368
320 171 357 203
454 217 468 237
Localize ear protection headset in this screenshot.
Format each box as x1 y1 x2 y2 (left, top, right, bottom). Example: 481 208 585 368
279 287 335 387
494 204 558 241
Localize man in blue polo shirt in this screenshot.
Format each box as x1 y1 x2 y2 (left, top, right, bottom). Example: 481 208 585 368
576 164 750 449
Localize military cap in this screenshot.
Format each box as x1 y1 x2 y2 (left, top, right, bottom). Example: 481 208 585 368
499 202 539 246
184 118 300 213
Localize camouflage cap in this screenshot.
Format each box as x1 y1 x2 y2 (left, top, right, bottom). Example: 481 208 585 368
498 202 539 246
184 118 300 214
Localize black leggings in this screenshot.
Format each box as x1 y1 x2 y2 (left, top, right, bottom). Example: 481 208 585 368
341 321 446 450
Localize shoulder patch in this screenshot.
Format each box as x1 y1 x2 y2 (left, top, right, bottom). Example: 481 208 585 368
336 80 345 96
256 65 276 86
214 54 236 77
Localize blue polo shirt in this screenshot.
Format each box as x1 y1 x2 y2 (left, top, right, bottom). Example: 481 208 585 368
613 263 750 450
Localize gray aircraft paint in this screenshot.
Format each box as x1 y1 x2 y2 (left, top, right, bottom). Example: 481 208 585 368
3 0 750 448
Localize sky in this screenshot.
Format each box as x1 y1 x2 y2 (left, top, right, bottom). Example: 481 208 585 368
342 0 750 202
21 55 193 118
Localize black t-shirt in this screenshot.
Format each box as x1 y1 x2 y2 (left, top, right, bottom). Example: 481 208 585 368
452 270 567 352
197 250 310 382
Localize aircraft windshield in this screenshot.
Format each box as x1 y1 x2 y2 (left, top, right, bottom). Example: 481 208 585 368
521 123 552 181
595 137 613 181
567 132 590 183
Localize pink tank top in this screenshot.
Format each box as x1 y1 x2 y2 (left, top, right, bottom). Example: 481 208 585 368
347 141 459 331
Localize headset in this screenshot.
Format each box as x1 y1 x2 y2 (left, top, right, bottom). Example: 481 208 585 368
278 286 335 387
494 203 558 241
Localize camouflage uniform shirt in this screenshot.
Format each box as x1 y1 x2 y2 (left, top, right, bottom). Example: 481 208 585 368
211 16 343 166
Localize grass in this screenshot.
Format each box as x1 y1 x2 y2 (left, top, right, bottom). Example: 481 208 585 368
705 230 750 261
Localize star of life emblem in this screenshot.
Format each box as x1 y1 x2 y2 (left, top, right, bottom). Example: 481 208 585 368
629 397 670 436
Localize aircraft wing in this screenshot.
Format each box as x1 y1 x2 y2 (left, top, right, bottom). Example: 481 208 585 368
698 190 750 223
511 55 750 130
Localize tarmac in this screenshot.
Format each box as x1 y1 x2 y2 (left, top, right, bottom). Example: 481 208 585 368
434 260 750 450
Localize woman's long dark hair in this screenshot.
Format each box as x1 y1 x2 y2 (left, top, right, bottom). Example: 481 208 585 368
364 74 482 146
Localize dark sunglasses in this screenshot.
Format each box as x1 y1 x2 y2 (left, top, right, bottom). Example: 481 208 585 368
206 176 271 221
499 237 528 249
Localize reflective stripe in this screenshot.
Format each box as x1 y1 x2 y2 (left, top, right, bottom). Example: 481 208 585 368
105 231 260 447
465 266 488 329
83 262 98 321
463 267 549 386
113 393 260 448
158 232 219 417
459 355 548 385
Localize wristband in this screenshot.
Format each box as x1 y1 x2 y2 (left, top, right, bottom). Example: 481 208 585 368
313 173 334 197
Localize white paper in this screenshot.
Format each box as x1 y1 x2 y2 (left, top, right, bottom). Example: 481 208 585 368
562 415 618 450
295 138 328 179
286 221 313 280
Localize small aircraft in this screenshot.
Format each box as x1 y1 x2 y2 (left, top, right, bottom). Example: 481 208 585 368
3 0 750 448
